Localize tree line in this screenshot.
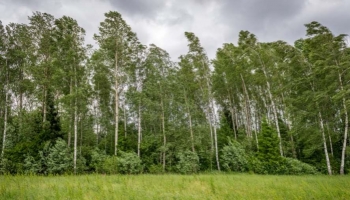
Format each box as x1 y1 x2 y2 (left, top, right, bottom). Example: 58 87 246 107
0 11 349 175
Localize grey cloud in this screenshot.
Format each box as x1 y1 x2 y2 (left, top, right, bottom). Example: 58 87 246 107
3 0 62 10
158 8 193 26
108 0 194 26
304 4 350 36
107 0 165 18
1 0 349 61
218 0 307 43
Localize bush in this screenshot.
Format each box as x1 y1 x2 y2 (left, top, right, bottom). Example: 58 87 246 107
90 149 119 174
102 156 118 174
220 140 249 172
117 151 142 174
176 150 200 174
255 119 285 174
46 138 72 174
247 156 264 174
90 148 108 173
76 156 87 174
23 155 40 174
0 158 15 174
284 158 318 175
148 164 163 174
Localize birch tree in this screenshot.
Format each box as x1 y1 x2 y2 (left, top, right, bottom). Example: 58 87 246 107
94 11 139 155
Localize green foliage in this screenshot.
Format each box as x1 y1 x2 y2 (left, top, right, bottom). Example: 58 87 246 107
90 149 142 174
46 138 72 174
1 11 349 176
176 150 200 174
284 158 318 175
23 139 73 175
0 158 15 174
23 155 40 174
102 156 118 174
257 119 283 174
220 140 248 172
90 148 108 173
90 149 119 174
117 151 142 174
76 156 88 174
148 164 163 174
246 156 264 174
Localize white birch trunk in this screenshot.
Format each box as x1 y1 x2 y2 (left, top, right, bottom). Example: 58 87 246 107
338 68 348 175
160 95 166 172
184 91 195 152
1 70 8 158
68 77 72 148
114 40 119 156
240 74 252 138
210 99 220 171
124 101 127 138
228 90 237 140
73 63 78 174
43 87 47 123
261 66 283 156
137 102 141 157
73 100 77 174
318 111 332 175
326 123 334 157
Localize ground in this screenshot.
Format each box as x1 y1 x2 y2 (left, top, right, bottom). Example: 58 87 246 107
0 174 349 199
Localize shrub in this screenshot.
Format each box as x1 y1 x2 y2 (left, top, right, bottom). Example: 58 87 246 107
102 156 118 174
23 155 40 174
284 158 318 175
76 156 87 174
90 148 107 173
220 140 248 172
247 156 264 174
176 150 200 174
148 164 163 174
256 118 284 174
46 138 72 174
117 151 142 174
0 158 14 174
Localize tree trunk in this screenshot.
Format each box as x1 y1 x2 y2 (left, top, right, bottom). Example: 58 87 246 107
286 115 297 158
255 51 283 156
43 86 47 123
204 75 220 171
184 90 195 152
338 68 348 175
253 111 259 151
318 110 332 175
73 66 78 175
94 105 99 146
80 117 83 156
326 123 334 157
137 101 141 157
261 66 283 156
290 133 297 158
230 107 237 140
19 67 23 113
211 99 220 171
160 95 166 172
1 64 8 158
228 90 237 140
114 40 119 156
240 74 252 138
68 77 73 148
124 101 127 138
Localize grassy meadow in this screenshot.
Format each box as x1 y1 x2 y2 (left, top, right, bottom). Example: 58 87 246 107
0 174 349 199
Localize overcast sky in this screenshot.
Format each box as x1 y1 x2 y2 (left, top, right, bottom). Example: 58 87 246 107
1 0 349 60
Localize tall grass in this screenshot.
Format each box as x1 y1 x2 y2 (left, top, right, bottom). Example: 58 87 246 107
0 174 349 199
